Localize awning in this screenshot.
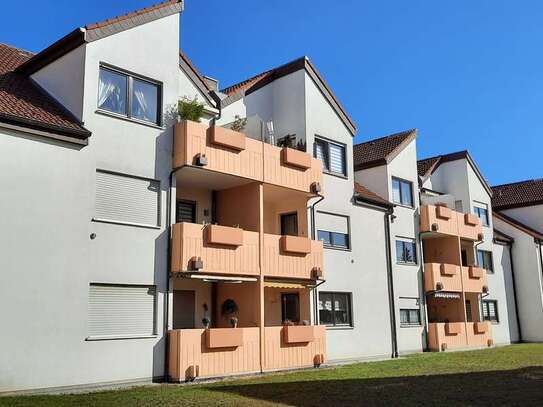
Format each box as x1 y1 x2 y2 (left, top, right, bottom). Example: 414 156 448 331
174 273 258 283
433 292 461 299
264 281 311 289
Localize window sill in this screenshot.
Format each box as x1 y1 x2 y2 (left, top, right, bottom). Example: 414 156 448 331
324 325 354 331
86 334 158 341
396 262 419 267
323 245 351 252
400 324 422 328
92 218 161 230
322 170 348 180
95 109 165 130
392 203 415 210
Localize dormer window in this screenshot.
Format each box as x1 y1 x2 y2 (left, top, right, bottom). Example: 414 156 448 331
98 65 162 126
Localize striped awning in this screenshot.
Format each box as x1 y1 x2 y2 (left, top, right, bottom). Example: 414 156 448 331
433 292 461 299
264 281 310 289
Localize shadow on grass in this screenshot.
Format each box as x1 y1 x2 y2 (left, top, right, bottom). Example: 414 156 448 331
213 367 543 406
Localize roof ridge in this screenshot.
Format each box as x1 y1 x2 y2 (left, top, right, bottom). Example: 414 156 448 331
417 149 469 163
354 128 417 148
0 43 34 56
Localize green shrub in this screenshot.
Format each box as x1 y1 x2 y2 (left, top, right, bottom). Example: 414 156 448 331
178 96 205 122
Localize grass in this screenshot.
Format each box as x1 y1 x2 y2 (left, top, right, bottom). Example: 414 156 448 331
2 344 543 406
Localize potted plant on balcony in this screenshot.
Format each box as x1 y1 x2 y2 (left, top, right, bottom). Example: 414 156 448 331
230 115 247 132
202 317 210 329
178 96 204 122
221 299 239 328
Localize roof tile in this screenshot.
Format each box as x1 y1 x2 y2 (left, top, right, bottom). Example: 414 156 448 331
353 129 416 170
354 182 392 207
492 179 543 210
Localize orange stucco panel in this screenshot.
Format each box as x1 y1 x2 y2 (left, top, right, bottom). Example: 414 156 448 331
206 328 244 348
209 126 246 151
281 147 312 169
206 224 244 246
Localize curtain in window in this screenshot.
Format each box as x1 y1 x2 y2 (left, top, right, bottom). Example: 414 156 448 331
314 140 329 171
132 79 158 123
98 69 126 114
329 143 345 174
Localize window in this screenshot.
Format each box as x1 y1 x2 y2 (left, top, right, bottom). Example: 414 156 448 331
88 284 156 339
465 300 473 322
392 177 413 207
98 66 161 125
95 170 161 228
319 292 352 327
313 137 346 176
176 200 196 224
396 238 417 264
482 300 499 323
280 213 299 236
281 293 300 323
400 309 421 326
473 204 489 226
477 250 494 273
317 212 350 250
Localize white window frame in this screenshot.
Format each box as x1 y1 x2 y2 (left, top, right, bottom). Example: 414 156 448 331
313 136 347 177
395 237 418 265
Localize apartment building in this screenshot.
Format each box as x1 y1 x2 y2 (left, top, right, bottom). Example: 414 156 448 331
491 180 543 341
0 0 540 395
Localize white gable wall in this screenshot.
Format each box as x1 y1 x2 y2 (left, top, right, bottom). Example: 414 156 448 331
502 205 543 235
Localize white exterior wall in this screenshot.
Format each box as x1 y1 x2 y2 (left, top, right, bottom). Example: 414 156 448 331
0 14 184 392
493 216 543 342
502 205 543 234
491 242 520 344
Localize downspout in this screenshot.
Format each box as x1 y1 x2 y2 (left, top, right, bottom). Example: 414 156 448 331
384 207 399 358
309 194 325 325
506 240 522 342
539 240 543 305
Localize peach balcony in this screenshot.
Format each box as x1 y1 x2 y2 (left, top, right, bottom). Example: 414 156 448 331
420 205 483 241
170 223 259 276
173 120 323 194
263 234 324 280
168 326 326 381
461 266 488 293
424 263 462 292
428 322 492 352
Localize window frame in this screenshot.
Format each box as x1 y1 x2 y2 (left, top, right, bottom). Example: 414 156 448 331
313 135 347 177
473 203 490 227
391 176 414 207
316 211 351 251
281 292 300 323
395 237 418 265
399 308 422 327
477 249 494 273
280 212 299 236
87 282 157 341
97 64 163 126
318 291 353 328
176 199 197 224
482 299 499 323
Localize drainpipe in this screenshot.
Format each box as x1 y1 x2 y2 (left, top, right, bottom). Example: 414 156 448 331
539 240 543 305
506 240 522 342
384 207 399 359
309 194 325 325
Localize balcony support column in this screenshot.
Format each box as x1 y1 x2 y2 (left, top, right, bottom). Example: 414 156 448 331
456 236 470 345
257 182 265 373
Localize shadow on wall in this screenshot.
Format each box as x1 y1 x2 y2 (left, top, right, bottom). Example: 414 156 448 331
210 367 543 406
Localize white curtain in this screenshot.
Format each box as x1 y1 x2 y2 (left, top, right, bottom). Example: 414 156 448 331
98 77 116 108
133 88 149 120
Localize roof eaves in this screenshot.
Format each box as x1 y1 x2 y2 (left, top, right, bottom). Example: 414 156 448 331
179 52 216 108
383 129 417 163
493 211 543 241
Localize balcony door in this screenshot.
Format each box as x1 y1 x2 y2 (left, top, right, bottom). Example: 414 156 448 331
176 200 196 224
280 212 298 236
173 290 195 329
281 293 300 323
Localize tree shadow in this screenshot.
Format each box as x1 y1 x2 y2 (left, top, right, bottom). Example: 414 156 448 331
212 367 543 406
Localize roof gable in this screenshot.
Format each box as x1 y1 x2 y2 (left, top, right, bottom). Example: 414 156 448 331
417 150 493 197
220 56 356 136
353 129 416 171
0 43 90 141
492 179 543 210
179 51 217 108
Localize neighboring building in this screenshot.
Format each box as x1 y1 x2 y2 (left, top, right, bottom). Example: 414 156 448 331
418 151 519 348
0 0 541 395
492 180 543 342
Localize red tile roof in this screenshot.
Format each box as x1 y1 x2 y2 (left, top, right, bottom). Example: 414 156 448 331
221 70 273 96
353 129 417 170
493 211 543 241
492 179 543 210
0 43 90 139
85 0 183 30
354 182 393 208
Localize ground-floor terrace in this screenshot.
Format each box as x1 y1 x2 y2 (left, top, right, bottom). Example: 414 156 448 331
168 276 326 381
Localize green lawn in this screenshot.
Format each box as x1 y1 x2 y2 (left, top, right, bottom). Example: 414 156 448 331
3 344 543 406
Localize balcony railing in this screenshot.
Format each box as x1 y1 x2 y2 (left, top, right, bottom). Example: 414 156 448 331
428 322 493 352
420 205 483 241
461 266 488 293
168 326 326 381
263 234 324 280
171 223 259 276
263 326 326 371
424 263 462 292
173 120 323 194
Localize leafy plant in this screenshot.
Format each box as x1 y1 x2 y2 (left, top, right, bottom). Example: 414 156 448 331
221 299 239 317
178 96 205 122
202 317 210 328
231 115 247 132
229 316 238 328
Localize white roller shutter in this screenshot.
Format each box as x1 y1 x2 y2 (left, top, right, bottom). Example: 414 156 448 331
95 170 160 227
88 284 156 339
317 212 349 234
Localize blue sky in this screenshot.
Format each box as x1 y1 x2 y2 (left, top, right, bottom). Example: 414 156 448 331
1 1 541 185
